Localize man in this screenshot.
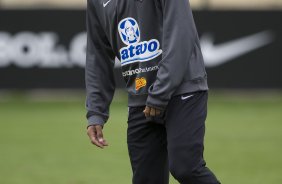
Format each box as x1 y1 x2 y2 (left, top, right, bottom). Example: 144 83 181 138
85 0 220 183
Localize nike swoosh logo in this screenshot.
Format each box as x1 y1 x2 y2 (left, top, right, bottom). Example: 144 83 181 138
103 0 112 7
200 30 275 67
181 94 193 100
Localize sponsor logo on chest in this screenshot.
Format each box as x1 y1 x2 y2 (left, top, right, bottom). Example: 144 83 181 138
135 77 147 91
118 17 162 66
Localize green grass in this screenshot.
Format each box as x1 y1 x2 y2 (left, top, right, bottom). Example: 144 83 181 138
0 90 282 184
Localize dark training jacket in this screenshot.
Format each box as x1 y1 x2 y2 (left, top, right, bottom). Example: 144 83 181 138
86 0 208 126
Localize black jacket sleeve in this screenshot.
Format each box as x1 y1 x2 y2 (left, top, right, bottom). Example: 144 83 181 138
85 0 116 126
146 0 197 110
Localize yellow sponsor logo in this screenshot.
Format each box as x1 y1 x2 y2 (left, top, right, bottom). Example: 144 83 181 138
135 77 147 91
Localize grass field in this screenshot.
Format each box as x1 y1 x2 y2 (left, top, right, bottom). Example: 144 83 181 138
0 90 282 184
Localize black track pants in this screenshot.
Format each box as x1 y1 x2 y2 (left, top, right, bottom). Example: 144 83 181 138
127 91 220 184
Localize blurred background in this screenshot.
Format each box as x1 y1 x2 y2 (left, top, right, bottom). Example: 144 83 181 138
0 0 281 184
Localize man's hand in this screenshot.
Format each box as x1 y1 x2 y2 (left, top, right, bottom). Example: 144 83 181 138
143 106 161 117
87 125 108 149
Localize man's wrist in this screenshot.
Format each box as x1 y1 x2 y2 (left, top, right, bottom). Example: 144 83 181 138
87 115 106 127
146 95 168 111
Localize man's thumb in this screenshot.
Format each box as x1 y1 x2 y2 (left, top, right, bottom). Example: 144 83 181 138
95 125 104 142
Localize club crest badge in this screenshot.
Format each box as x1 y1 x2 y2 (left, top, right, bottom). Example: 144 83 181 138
118 17 140 45
118 17 162 66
